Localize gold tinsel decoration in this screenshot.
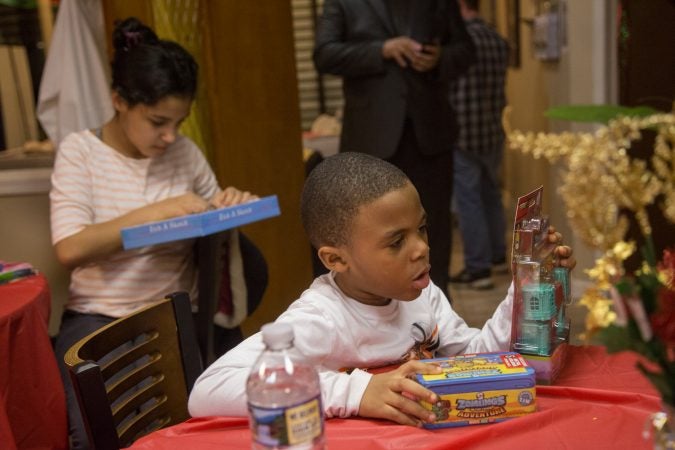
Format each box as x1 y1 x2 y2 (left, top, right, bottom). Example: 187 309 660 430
576 240 635 342
507 113 675 251
508 111 675 343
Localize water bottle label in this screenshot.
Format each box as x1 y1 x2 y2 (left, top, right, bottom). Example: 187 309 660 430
249 395 323 447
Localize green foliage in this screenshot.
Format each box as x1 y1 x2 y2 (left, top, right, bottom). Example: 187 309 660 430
0 0 37 8
598 242 675 407
597 323 639 353
599 324 674 406
638 362 673 407
545 104 658 124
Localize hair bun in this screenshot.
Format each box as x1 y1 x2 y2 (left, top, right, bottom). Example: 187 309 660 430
112 17 158 52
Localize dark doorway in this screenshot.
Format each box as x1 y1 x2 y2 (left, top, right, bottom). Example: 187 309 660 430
618 0 675 269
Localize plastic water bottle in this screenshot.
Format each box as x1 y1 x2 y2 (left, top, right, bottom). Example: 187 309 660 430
246 322 325 450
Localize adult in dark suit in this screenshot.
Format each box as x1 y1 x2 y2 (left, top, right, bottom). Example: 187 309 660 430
313 0 475 296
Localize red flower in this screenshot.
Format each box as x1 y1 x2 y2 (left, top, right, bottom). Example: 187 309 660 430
658 248 675 290
651 294 675 350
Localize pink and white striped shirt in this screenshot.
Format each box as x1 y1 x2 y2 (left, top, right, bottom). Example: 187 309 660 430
50 129 220 317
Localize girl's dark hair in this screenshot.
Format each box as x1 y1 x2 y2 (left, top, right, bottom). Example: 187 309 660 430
111 17 198 106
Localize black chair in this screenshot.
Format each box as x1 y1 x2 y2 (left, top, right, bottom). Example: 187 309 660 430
64 291 202 450
195 231 267 365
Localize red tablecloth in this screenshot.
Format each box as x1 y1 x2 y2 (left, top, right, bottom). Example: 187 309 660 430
128 345 663 450
0 273 67 450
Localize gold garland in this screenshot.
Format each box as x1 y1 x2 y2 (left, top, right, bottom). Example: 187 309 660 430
576 241 635 341
508 111 675 343
507 113 675 251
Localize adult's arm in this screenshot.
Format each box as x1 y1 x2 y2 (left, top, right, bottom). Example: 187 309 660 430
434 0 476 81
313 0 387 77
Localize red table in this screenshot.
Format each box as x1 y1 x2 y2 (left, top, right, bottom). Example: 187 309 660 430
0 273 68 450
128 345 663 450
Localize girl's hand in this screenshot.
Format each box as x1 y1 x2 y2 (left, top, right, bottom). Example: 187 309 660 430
152 192 210 218
358 360 441 427
210 187 258 208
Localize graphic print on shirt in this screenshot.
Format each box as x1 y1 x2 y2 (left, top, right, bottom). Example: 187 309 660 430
339 322 440 375
401 321 440 361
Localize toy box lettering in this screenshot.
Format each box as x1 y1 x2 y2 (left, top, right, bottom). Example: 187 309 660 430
456 393 507 419
501 353 526 369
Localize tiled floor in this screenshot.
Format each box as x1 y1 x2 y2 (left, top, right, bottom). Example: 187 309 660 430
447 227 589 346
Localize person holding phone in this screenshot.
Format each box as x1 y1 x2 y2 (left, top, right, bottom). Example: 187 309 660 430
313 0 476 297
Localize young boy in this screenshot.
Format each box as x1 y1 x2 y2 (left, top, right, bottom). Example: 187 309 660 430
188 152 575 427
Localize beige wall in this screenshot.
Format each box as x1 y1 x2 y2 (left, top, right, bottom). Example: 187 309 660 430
503 0 617 277
0 181 68 334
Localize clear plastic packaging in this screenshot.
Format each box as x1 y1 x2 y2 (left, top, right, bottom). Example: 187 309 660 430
246 322 325 450
510 187 572 383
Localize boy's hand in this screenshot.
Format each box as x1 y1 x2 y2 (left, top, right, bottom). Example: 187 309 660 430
210 186 257 208
359 360 441 427
547 226 576 270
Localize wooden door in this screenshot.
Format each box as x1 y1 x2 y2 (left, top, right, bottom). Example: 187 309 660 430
619 0 675 269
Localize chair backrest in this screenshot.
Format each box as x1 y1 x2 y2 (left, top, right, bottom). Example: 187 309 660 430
195 231 267 364
64 291 203 450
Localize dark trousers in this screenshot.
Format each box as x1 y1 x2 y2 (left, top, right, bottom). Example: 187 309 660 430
54 311 117 450
388 119 452 298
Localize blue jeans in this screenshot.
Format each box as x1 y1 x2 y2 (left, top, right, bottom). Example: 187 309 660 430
453 149 506 273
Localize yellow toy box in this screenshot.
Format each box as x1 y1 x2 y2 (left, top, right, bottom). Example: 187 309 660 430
415 352 536 428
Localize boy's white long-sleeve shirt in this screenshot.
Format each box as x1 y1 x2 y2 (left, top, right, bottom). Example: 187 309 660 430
188 273 514 418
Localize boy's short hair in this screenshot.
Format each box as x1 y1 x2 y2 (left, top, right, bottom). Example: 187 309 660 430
301 152 410 248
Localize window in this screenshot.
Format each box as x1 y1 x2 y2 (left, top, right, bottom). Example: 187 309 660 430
0 2 46 154
291 0 343 131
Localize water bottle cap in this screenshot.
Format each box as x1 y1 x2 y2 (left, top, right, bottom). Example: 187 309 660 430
261 322 294 348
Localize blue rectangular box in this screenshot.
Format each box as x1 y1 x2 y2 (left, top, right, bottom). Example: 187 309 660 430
416 352 536 428
121 195 280 250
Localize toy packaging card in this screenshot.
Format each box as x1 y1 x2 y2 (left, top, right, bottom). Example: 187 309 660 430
121 195 280 250
510 186 572 384
416 352 536 428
